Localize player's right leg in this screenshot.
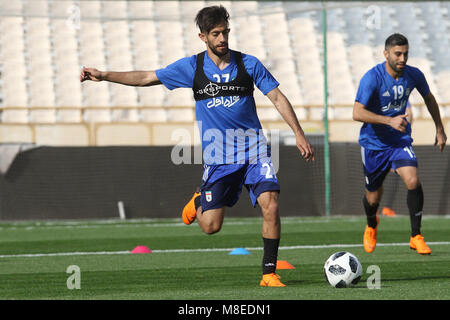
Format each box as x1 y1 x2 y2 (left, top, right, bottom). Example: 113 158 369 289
196 208 225 234
181 190 226 234
182 164 244 234
361 147 390 253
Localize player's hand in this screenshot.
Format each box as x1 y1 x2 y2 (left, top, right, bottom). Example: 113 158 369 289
80 67 103 82
388 114 408 132
296 135 315 162
435 128 447 152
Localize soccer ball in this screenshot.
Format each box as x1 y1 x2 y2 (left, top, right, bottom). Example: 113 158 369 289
324 251 362 288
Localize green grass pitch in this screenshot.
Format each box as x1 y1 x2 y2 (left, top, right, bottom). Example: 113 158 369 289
0 215 449 300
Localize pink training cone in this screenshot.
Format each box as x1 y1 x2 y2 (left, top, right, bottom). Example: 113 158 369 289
131 245 152 254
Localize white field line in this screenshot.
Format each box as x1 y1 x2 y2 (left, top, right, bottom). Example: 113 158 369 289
1 242 449 259
0 219 334 231
1 215 449 231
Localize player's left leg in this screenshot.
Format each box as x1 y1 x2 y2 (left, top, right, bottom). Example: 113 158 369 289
395 165 431 254
257 190 285 287
244 162 284 287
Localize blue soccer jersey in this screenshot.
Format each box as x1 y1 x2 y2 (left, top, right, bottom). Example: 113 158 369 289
355 62 430 150
155 50 279 165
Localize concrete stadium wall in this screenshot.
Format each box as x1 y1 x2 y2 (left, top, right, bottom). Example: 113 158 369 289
0 144 448 221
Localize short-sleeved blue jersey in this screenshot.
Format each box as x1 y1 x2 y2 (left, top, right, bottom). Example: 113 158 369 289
156 50 279 164
355 62 430 150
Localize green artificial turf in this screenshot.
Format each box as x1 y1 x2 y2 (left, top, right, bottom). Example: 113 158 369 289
0 216 449 301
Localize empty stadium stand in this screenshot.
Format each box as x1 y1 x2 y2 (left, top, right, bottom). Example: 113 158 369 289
0 1 448 145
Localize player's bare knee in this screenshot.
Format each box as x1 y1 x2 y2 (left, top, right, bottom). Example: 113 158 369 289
405 177 420 190
202 222 222 235
365 189 382 205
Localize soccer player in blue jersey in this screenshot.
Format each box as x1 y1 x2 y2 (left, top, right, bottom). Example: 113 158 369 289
353 33 447 255
80 6 314 286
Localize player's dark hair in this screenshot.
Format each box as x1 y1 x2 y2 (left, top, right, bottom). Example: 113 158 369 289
385 33 409 50
195 5 229 33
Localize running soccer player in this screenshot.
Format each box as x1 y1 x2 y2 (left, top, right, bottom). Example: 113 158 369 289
353 33 447 255
80 5 314 286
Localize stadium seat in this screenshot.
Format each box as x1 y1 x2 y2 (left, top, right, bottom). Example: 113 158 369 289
181 1 206 18
29 109 57 123
150 123 198 145
166 89 195 107
254 90 272 107
83 109 112 123
96 123 151 146
82 80 111 107
153 0 181 17
309 106 324 121
257 107 280 121
23 0 49 16
132 20 158 40
411 120 440 145
332 106 354 120
29 82 55 107
134 47 160 68
293 107 308 121
184 21 207 55
79 0 101 18
436 71 450 102
329 120 361 142
49 0 76 17
128 0 154 18
137 86 166 107
0 0 22 14
79 21 103 43
348 44 376 82
102 0 128 19
109 84 138 107
54 76 83 107
34 124 90 146
2 89 28 107
168 108 195 122
231 1 258 14
2 0 450 145
0 124 33 143
111 108 140 122
1 110 29 123
57 109 82 123
301 82 324 106
140 108 168 123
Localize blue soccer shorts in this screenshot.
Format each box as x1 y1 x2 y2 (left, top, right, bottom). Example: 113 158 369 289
199 162 280 211
361 145 418 192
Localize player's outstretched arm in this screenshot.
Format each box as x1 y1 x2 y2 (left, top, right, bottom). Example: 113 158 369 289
353 101 409 133
266 87 315 161
80 67 161 87
423 92 447 151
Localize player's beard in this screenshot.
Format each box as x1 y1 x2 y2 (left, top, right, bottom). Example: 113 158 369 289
387 57 405 75
209 42 229 57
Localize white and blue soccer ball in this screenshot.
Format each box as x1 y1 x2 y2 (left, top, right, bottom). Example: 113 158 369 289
324 251 362 288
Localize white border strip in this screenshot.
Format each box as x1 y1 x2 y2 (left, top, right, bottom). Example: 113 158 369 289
1 242 449 258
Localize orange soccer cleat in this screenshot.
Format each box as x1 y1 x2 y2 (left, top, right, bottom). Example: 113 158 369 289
382 207 396 217
182 191 201 225
363 216 379 253
259 273 286 287
409 234 431 255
